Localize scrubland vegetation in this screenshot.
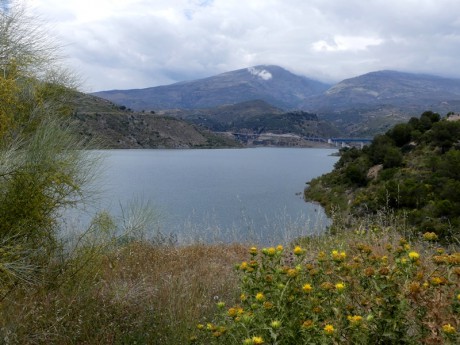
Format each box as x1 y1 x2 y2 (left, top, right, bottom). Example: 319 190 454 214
1 2 459 344
305 111 460 240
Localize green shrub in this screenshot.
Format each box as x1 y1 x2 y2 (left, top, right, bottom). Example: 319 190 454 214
195 230 460 344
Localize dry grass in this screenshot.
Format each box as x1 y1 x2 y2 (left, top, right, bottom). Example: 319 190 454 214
0 242 248 344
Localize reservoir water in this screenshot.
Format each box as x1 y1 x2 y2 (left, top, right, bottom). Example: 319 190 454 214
75 148 338 245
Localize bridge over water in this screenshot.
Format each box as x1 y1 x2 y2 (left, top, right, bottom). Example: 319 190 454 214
231 132 373 147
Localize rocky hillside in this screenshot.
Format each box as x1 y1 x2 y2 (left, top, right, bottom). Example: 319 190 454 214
158 100 341 145
92 65 331 111
70 92 240 149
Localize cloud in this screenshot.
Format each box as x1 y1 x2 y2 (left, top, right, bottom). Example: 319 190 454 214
28 0 460 91
312 36 383 52
248 67 273 80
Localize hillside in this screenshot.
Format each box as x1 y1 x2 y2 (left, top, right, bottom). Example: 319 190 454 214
305 111 460 240
157 100 341 146
70 92 240 149
307 71 460 136
92 65 331 111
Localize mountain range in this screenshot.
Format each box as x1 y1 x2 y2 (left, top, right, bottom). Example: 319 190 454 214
93 65 330 111
92 65 460 137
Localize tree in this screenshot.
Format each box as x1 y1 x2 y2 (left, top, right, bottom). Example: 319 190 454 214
0 2 99 273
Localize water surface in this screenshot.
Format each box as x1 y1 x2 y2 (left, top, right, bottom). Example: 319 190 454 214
79 148 338 244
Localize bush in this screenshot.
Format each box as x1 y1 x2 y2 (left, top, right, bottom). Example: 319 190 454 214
195 230 460 344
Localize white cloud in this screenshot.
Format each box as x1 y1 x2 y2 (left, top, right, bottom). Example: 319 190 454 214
26 0 460 91
312 36 383 52
248 67 273 80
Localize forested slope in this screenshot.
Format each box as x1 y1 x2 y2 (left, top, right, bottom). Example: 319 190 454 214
305 111 460 240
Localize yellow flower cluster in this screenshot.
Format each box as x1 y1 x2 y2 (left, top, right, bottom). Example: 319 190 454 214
227 307 244 318
250 336 264 344
347 315 363 324
331 250 346 262
196 237 460 345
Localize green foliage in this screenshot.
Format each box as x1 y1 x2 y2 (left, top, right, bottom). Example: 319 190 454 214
0 1 100 294
304 111 460 240
195 231 460 344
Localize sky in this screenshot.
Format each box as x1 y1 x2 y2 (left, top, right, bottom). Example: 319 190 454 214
26 0 460 92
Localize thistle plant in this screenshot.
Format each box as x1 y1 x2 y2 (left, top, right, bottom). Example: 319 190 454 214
194 231 460 344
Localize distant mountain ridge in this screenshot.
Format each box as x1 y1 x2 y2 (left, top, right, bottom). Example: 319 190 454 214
92 65 331 110
309 70 460 135
311 70 460 110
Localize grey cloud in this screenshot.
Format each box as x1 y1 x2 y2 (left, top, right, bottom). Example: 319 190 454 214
34 0 460 91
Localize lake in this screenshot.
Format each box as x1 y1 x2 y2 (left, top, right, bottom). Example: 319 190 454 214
72 148 338 245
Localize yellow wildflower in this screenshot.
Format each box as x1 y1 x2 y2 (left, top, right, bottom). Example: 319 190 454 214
249 246 258 255
228 308 237 317
442 324 456 334
240 261 248 270
317 251 326 261
240 293 247 301
276 245 284 252
287 268 299 277
267 247 276 256
457 294 460 301
252 336 264 344
332 250 346 262
324 324 335 335
347 315 363 324
423 232 438 241
197 324 204 330
430 276 446 285
293 246 304 255
408 251 420 261
335 282 345 292
302 283 313 293
255 292 265 301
